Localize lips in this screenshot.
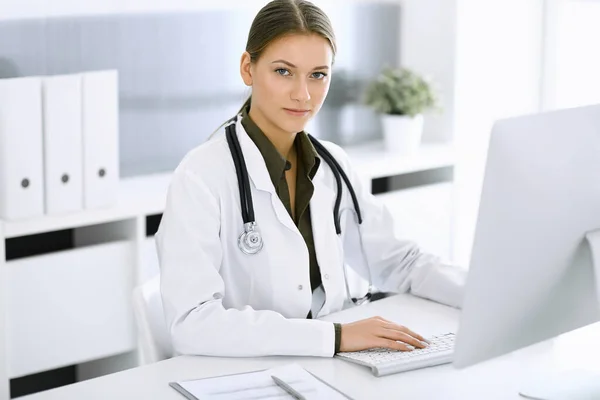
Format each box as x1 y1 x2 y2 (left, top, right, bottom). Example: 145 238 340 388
284 108 310 116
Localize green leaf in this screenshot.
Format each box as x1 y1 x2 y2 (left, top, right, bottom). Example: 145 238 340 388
364 67 440 116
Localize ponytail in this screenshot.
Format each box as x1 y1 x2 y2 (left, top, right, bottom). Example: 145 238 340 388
208 95 252 140
238 95 252 115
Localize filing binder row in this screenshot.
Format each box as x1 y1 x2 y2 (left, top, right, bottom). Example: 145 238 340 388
0 71 120 220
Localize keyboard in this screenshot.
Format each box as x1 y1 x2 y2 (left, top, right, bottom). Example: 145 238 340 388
335 333 456 377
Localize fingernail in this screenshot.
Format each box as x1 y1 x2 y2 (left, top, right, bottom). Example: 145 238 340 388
421 341 429 347
406 345 415 351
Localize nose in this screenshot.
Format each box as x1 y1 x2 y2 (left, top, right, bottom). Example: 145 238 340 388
291 76 311 103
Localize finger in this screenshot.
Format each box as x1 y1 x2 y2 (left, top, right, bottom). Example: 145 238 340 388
384 323 428 343
377 339 414 352
371 316 389 323
380 329 427 349
402 328 429 344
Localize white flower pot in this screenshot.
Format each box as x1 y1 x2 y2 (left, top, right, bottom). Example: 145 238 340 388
381 114 424 154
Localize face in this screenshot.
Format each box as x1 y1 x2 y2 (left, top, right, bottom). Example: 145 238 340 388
240 33 333 134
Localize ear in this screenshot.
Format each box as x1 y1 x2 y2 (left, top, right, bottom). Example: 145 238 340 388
240 51 253 86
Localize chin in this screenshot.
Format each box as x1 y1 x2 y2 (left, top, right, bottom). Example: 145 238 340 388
277 119 307 134
281 114 314 133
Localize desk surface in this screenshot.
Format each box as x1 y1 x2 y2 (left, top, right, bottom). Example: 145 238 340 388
21 294 599 400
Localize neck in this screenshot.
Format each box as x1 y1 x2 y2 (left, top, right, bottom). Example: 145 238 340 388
249 107 296 159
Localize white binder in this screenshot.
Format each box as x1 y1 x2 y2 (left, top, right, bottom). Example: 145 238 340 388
81 70 120 209
42 74 84 215
0 77 45 220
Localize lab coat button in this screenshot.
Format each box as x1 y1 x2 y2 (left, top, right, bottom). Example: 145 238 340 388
324 274 329 280
298 285 303 290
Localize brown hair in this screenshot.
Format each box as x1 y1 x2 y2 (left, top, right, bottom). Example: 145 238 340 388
238 0 337 113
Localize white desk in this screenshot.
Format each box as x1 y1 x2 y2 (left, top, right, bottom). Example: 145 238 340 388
20 294 600 400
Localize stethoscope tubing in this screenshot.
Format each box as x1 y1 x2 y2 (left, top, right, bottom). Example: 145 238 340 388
225 116 373 305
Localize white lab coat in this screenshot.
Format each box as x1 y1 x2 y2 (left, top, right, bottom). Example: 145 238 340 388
155 116 466 358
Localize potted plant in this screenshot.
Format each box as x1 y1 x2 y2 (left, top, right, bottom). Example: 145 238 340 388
364 66 439 154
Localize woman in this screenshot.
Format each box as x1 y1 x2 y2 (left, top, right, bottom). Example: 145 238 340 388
155 0 466 358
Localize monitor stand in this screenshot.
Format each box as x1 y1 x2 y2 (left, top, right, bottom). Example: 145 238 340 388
518 230 600 400
519 369 600 400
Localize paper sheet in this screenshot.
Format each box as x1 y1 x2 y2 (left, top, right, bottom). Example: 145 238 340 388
174 363 351 400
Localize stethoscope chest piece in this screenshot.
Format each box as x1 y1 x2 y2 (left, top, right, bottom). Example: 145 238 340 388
239 222 263 255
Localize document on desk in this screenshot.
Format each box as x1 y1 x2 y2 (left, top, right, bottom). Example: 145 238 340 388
169 363 353 400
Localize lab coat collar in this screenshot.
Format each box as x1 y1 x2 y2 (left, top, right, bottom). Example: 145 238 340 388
235 117 298 233
234 117 275 194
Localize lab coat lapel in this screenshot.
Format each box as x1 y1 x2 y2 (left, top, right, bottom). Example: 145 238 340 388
235 119 298 233
310 169 345 316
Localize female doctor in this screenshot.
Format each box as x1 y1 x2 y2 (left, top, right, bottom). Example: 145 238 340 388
155 0 466 358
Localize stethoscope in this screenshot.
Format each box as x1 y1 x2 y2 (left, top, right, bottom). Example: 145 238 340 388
225 116 373 306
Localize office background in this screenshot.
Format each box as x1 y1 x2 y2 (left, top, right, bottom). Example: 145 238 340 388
0 3 401 176
1 0 600 398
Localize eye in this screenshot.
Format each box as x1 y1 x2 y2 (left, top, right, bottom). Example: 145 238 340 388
311 72 328 80
275 68 291 76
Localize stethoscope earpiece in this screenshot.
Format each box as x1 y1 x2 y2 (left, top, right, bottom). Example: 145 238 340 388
351 292 373 306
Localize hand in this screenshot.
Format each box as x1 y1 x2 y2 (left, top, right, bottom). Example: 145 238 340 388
339 316 429 353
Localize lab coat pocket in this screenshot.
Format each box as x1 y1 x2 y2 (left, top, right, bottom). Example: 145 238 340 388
230 228 278 309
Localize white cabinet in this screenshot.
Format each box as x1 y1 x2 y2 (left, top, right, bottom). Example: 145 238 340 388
6 241 136 378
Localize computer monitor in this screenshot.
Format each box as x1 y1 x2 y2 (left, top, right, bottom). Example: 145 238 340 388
452 104 600 399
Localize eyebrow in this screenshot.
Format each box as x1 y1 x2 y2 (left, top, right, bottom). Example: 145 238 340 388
271 59 330 70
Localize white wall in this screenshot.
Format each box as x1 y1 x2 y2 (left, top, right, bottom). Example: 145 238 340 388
451 0 544 265
0 0 265 20
548 0 600 110
399 0 458 144
0 0 401 20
